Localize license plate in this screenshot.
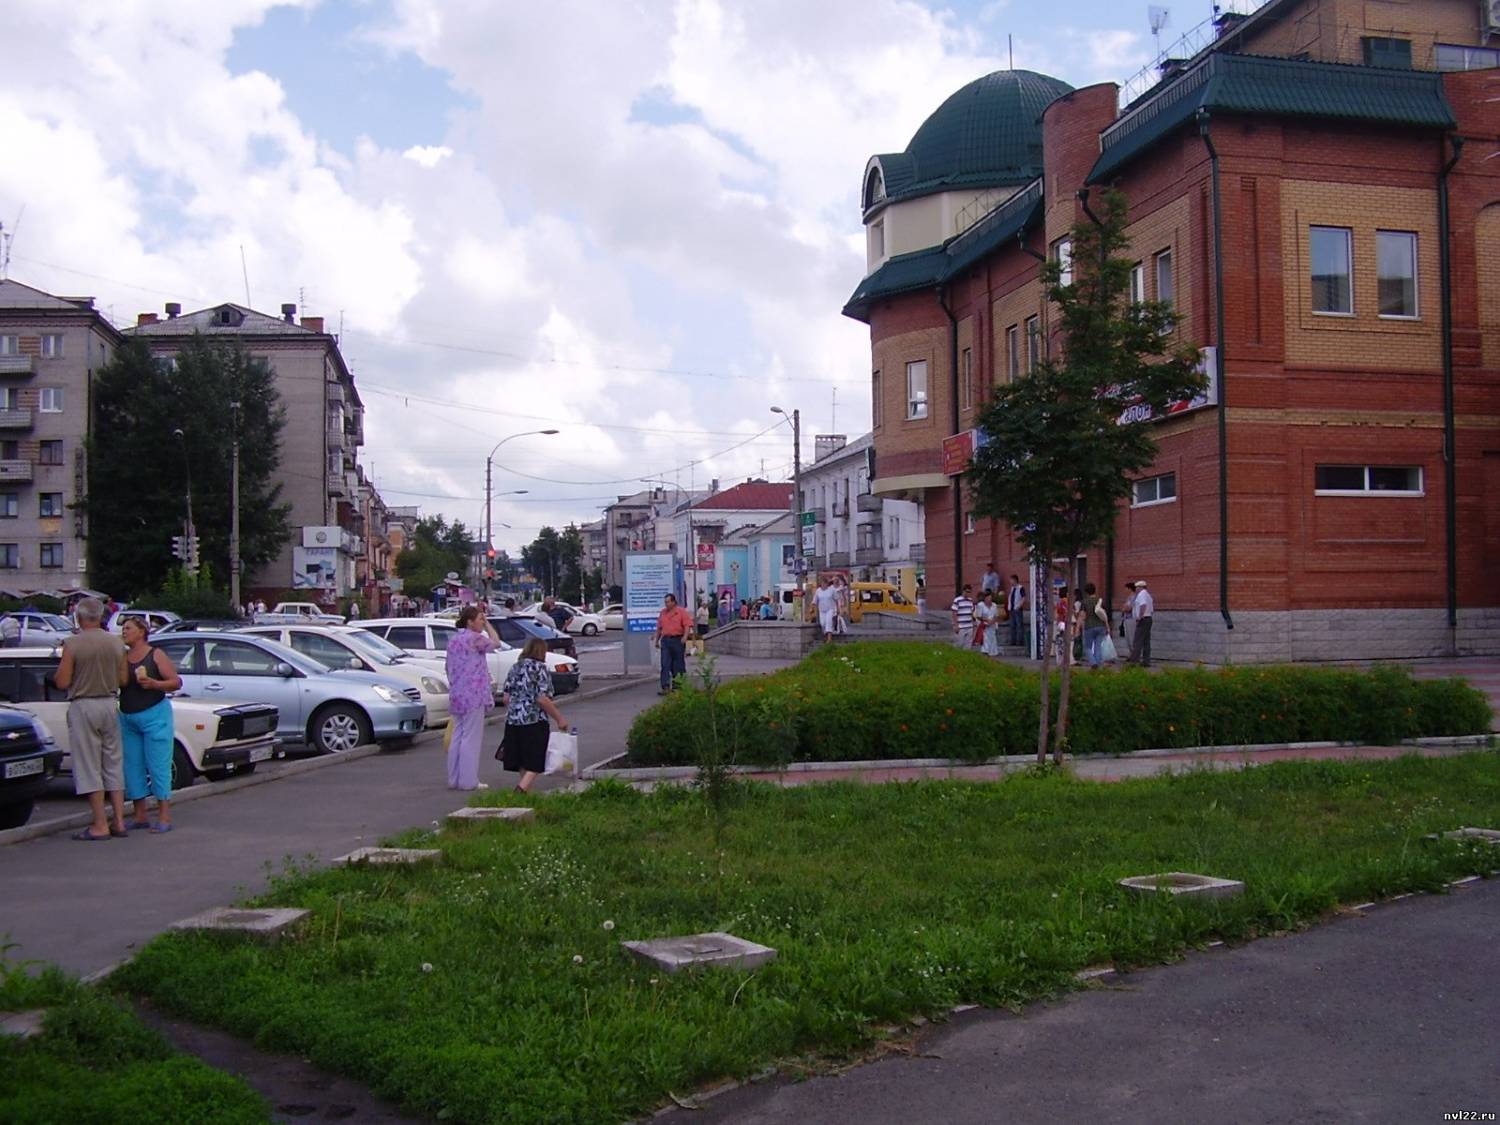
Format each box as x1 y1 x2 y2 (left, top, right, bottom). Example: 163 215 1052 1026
3 758 43 779
248 746 272 763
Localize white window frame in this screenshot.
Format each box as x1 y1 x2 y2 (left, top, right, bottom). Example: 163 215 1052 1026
39 334 63 358
39 542 63 569
905 360 928 421
1154 249 1175 332
0 336 17 355
887 517 900 549
1025 316 1041 372
1314 464 1424 497
39 387 64 413
960 346 973 410
0 493 17 518
38 492 64 518
1376 230 1419 319
1131 472 1178 508
0 544 16 569
1006 325 1020 381
964 512 977 535
1054 237 1073 287
1310 226 1354 316
1129 262 1145 304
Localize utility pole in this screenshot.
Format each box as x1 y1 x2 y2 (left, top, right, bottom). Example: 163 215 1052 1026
771 406 804 621
173 427 196 574
230 401 241 610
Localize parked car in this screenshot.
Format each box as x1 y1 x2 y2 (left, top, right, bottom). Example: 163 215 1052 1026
0 705 61 829
239 624 451 729
848 583 917 623
357 618 581 696
155 618 247 634
525 601 606 636
0 647 281 791
2 610 76 645
490 615 578 659
600 603 624 630
152 632 425 754
106 609 181 634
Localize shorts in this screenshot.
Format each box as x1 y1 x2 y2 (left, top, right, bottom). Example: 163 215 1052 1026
68 697 123 795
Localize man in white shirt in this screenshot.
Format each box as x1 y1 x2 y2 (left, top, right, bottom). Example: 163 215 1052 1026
951 584 976 650
812 577 841 642
980 563 1001 597
1129 579 1154 667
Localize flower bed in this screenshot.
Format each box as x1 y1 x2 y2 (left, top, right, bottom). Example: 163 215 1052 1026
624 643 1493 766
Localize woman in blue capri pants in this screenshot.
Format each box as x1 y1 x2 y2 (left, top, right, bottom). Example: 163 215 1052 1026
118 615 183 833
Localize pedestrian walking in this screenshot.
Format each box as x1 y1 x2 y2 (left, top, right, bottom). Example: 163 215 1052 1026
1006 575 1026 647
1121 581 1138 661
694 599 709 637
347 600 361 620
719 591 733 625
738 599 751 620
1129 579 1154 667
975 590 1001 656
812 577 840 641
499 637 569 793
53 597 128 841
951 584 976 650
117 615 182 832
980 562 1001 597
443 605 501 791
1081 583 1108 669
653 593 694 693
832 575 851 634
0 614 18 648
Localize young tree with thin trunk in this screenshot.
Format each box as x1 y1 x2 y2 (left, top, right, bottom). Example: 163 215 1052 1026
967 189 1204 762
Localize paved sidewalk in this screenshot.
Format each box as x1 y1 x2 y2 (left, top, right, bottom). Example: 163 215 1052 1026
671 877 1500 1124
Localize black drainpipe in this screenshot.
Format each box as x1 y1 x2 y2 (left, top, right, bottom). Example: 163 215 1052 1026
1438 133 1464 639
1197 108 1233 634
939 286 963 592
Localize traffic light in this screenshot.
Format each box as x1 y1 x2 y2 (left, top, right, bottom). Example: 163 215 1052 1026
186 535 201 575
171 536 185 560
486 547 497 560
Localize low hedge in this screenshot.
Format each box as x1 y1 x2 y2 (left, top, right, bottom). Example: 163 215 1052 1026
624 642 1494 765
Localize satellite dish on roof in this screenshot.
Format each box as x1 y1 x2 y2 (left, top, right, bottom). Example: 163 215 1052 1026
1148 5 1171 55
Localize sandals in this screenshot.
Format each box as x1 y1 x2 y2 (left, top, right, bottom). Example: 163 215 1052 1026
127 820 152 831
149 823 174 834
72 829 110 842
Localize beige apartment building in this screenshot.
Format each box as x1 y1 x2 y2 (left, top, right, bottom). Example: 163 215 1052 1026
0 280 122 593
126 300 370 600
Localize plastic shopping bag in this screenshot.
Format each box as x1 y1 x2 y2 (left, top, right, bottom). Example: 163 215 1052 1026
1101 632 1118 662
545 730 579 776
442 716 455 751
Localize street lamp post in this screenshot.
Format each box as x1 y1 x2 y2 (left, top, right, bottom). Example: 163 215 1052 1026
485 429 557 597
771 407 803 603
172 428 195 572
229 401 241 612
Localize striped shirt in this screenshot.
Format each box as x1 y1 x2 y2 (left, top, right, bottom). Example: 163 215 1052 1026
951 596 975 628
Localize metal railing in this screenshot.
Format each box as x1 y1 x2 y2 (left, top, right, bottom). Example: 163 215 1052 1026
0 409 33 430
1116 0 1271 110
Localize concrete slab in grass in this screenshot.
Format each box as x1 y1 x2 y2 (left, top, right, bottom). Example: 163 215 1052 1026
0 1010 48 1039
446 807 535 824
169 906 309 938
621 931 777 974
333 847 442 866
1119 872 1245 901
1443 827 1500 845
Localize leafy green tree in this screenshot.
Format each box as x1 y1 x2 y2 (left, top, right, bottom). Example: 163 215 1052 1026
86 336 291 601
967 189 1205 762
522 527 562 596
395 515 472 599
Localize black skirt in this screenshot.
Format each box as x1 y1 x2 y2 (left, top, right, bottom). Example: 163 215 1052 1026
499 720 549 774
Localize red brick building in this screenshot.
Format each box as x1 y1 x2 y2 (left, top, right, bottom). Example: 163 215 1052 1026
845 0 1500 661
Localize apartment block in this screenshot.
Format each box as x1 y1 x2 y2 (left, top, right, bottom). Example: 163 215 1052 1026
798 432 924 587
0 280 122 593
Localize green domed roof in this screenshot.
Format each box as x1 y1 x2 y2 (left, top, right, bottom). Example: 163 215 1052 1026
868 69 1072 208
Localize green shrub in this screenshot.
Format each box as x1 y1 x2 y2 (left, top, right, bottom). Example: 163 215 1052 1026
625 643 1493 765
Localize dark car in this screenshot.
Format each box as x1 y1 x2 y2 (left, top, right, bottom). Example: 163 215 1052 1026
489 616 576 659
0 705 62 829
155 618 247 634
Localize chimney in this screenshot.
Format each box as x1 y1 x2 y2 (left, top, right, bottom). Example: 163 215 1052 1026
301 315 324 333
137 312 159 326
164 302 181 319
710 478 719 493
280 302 297 323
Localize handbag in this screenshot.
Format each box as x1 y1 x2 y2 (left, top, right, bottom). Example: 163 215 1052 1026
1101 633 1118 662
545 730 579 776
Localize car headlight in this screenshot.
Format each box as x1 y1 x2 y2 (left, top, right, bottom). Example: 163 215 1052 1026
29 718 54 746
421 676 448 695
371 684 403 704
555 662 577 674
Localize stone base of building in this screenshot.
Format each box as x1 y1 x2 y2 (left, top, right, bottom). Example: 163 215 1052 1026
705 622 822 660
1152 609 1500 665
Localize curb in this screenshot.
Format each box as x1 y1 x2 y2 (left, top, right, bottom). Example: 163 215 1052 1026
583 735 1496 782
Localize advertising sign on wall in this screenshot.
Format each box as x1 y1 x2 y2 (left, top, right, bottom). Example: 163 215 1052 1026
696 542 716 571
942 428 989 476
292 546 338 590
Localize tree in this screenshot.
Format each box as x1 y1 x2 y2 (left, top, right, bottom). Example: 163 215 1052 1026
395 515 472 599
967 189 1205 762
87 336 292 601
522 527 562 596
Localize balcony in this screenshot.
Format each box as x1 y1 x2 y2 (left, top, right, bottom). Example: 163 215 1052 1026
910 543 926 562
0 356 34 377
327 469 348 498
827 550 850 567
327 417 347 447
856 492 883 513
0 409 33 430
831 499 849 518
855 546 883 565
0 460 33 484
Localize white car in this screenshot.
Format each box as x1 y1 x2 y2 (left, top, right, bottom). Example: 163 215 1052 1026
354 617 581 695
238 624 452 729
530 602 606 637
3 611 76 644
600 603 624 630
0 646 282 790
107 608 182 634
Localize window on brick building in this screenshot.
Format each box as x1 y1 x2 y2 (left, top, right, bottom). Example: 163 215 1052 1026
905 360 928 420
872 369 882 428
39 335 63 359
0 337 16 355
38 440 63 466
1310 227 1353 314
0 442 17 461
1131 472 1177 507
39 543 63 569
1006 325 1020 381
0 493 16 519
0 545 16 569
1129 262 1145 305
1314 464 1423 495
39 493 63 518
1435 43 1500 71
1376 231 1418 318
1154 250 1175 331
964 512 976 535
39 388 63 413
1025 316 1041 372
1053 237 1073 287
960 347 973 410
1361 36 1412 68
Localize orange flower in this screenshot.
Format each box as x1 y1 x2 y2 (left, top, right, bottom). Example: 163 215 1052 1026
945 708 954 716
899 724 909 732
939 723 948 732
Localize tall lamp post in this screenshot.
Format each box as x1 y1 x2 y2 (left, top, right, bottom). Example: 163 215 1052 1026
770 407 803 610
171 427 195 571
229 401 241 612
485 429 557 596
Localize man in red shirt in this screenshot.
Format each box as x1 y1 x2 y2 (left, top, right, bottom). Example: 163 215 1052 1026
653 593 695 694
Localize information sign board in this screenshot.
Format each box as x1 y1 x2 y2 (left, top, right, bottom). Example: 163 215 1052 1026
624 551 674 634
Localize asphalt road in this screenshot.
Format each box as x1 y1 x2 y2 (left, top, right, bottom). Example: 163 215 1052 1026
673 878 1500 1125
0 678 664 977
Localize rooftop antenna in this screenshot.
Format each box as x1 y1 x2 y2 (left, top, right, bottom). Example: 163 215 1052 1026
239 244 252 307
831 386 838 432
1148 5 1171 57
1008 34 1014 69
0 205 24 280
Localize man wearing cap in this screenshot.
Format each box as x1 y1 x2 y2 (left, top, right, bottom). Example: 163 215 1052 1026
1128 579 1154 667
1120 582 1137 659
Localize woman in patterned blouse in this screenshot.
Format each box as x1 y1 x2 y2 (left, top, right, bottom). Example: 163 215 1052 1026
499 637 569 792
444 605 501 791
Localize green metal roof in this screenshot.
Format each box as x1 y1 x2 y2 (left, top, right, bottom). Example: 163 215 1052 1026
843 179 1044 322
871 70 1072 208
1089 53 1456 183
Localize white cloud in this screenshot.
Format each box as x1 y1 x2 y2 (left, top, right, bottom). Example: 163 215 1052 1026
402 144 453 167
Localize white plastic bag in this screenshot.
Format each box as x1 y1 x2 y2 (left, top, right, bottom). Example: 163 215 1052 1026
1101 633 1118 662
545 730 579 776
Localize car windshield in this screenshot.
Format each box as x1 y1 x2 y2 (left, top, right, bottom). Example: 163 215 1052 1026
342 629 405 663
42 614 75 632
239 634 331 676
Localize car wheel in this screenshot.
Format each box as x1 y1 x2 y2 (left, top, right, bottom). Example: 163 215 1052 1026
582 623 599 636
0 799 33 830
170 743 197 791
310 704 371 754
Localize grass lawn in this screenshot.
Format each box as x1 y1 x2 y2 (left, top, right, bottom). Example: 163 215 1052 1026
0 961 266 1124
118 755 1500 1124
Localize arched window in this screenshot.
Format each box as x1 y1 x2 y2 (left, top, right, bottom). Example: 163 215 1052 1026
864 165 886 210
